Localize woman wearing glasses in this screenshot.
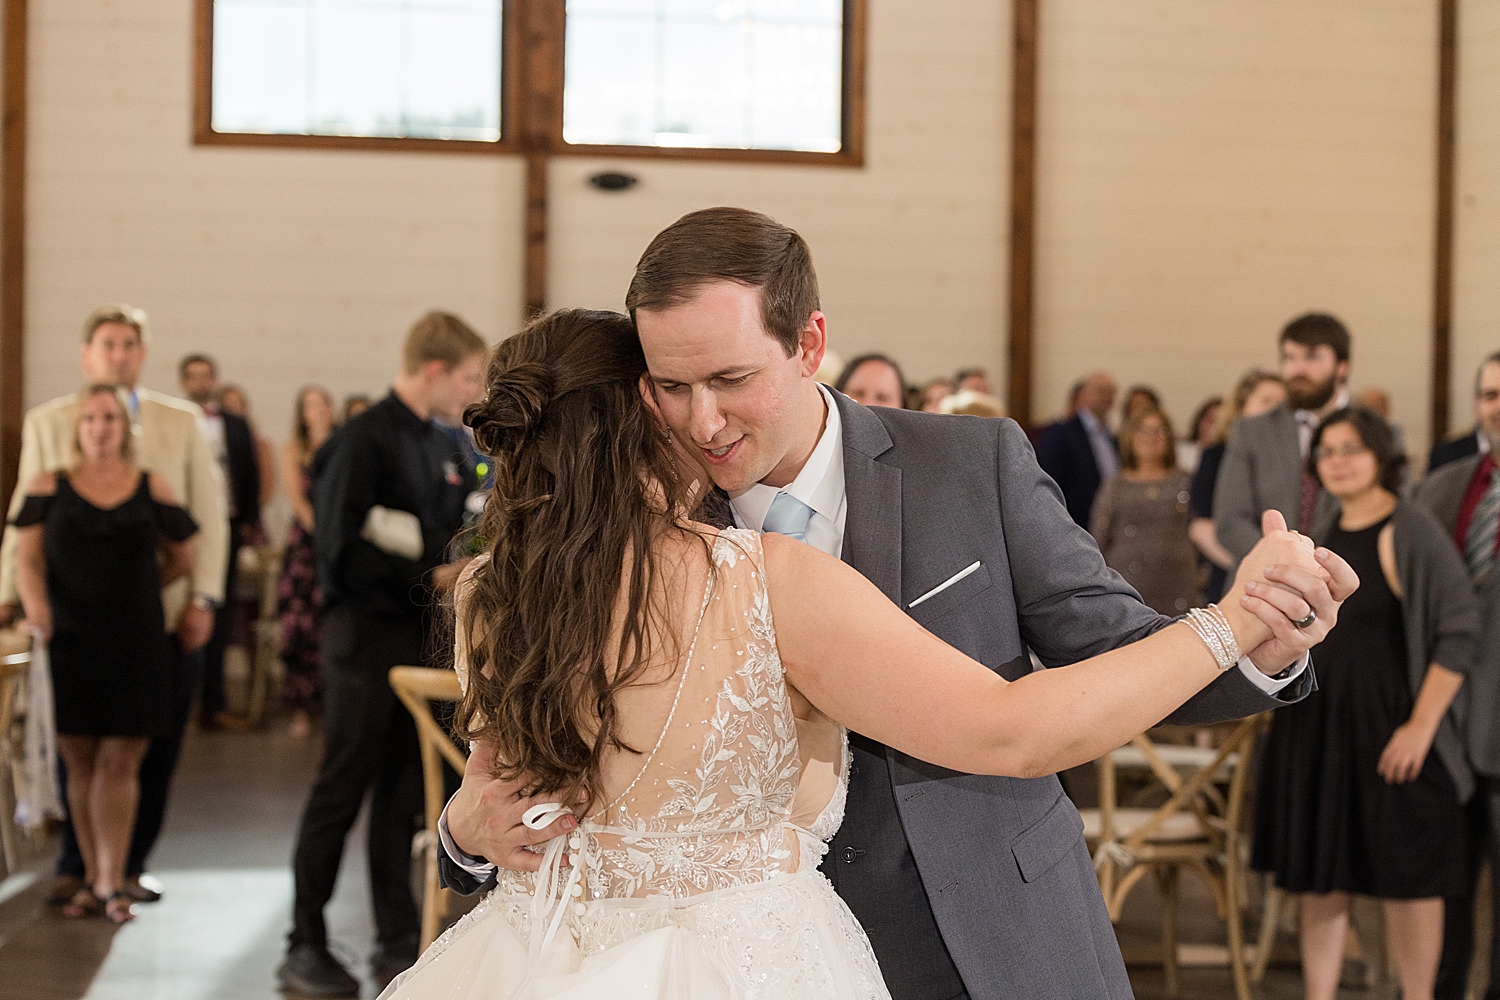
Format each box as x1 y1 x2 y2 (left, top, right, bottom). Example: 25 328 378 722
1253 406 1482 1000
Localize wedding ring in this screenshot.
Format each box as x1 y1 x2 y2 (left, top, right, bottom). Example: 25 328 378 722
1292 609 1318 630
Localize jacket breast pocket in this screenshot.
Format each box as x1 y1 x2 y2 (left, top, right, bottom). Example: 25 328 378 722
1011 791 1086 883
908 562 992 627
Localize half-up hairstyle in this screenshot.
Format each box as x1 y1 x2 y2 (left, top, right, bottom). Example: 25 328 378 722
454 309 702 814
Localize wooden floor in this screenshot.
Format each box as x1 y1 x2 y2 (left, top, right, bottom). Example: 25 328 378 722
0 723 1475 999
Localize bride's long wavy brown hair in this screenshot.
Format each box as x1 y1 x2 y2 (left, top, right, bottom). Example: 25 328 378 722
454 308 702 814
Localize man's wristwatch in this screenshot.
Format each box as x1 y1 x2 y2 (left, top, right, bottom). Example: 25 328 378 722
191 594 218 612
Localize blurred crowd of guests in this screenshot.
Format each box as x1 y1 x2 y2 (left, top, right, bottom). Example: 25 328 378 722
0 305 489 969
4 300 1499 1000
824 315 1500 1000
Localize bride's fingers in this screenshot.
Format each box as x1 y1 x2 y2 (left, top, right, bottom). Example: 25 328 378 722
1314 546 1361 602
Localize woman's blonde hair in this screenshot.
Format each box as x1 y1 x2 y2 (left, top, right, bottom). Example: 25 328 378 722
73 383 135 464
1214 369 1283 443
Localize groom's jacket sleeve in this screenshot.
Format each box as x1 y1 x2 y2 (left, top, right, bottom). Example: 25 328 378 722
994 419 1314 720
438 843 499 896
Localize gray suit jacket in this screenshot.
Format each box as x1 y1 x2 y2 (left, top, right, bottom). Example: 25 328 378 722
1213 405 1336 564
827 395 1312 1000
1412 455 1500 776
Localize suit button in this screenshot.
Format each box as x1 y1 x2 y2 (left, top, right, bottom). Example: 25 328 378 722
842 847 864 864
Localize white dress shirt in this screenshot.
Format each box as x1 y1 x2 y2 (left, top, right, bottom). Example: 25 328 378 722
1079 408 1121 480
730 384 848 558
1294 389 1351 457
439 383 1304 875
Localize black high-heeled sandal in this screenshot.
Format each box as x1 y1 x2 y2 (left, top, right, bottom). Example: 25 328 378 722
103 892 136 925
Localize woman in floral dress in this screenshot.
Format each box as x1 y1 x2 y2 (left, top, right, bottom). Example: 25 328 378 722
277 385 335 738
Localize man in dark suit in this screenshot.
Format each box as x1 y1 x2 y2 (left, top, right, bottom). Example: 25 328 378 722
1420 352 1500 1000
1037 372 1118 527
434 209 1355 1000
179 354 261 724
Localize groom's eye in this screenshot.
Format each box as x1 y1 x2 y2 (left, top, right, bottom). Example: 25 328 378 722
716 375 751 387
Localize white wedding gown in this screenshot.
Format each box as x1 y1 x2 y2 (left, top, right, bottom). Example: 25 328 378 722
380 529 891 1000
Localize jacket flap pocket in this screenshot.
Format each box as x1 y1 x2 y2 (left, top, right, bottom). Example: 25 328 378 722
1011 792 1085 883
908 562 992 626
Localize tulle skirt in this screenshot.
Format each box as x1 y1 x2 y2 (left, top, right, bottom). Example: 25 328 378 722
378 870 890 1000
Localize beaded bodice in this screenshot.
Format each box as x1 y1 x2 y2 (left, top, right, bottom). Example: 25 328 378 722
462 529 848 909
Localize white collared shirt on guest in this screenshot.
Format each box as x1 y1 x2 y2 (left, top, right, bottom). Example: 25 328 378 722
1078 407 1121 480
1294 388 1351 458
729 384 848 559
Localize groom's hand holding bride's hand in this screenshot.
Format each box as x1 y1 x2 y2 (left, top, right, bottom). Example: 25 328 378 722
449 737 583 873
1228 510 1360 676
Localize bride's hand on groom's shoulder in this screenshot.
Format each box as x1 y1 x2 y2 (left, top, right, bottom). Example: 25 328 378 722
1230 509 1360 676
449 740 582 873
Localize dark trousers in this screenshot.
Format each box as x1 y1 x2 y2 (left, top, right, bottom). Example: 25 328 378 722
289 605 425 953
199 534 245 717
57 642 201 879
1438 777 1500 1000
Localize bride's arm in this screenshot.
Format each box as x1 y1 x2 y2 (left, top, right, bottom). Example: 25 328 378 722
764 529 1326 779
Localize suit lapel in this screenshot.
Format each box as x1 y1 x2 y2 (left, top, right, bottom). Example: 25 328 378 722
1271 407 1304 512
1432 455 1483 531
834 394 903 605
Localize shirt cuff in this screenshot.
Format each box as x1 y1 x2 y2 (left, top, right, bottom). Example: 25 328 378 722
1236 651 1309 695
438 798 497 878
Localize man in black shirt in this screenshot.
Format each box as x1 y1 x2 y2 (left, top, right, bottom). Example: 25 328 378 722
279 312 486 999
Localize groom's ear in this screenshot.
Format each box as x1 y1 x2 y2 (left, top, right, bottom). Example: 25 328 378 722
638 374 668 430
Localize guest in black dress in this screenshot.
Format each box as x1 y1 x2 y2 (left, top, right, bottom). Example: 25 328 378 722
1253 407 1481 1000
11 385 197 924
1188 369 1284 601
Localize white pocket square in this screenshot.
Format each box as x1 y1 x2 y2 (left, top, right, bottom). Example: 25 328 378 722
361 505 425 560
909 561 983 609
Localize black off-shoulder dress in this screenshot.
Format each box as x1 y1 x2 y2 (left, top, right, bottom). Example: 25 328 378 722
13 472 198 738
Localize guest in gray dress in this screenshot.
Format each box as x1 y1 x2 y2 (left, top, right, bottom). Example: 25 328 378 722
1090 408 1200 615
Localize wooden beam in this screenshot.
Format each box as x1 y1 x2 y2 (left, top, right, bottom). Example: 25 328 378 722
519 0 564 320
1007 0 1038 428
1431 0 1457 443
525 154 547 317
1 0 26 507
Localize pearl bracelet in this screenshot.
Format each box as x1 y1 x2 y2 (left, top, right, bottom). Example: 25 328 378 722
1183 605 1241 672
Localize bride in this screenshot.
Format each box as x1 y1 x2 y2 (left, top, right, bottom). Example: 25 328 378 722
381 309 1341 1000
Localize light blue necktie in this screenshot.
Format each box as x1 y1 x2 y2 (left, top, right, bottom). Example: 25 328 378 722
1467 468 1500 580
761 492 816 542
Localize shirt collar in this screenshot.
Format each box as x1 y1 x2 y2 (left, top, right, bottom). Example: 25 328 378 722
1078 408 1109 437
731 384 844 531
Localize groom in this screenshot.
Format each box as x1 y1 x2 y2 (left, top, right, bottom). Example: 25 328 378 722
440 208 1351 1000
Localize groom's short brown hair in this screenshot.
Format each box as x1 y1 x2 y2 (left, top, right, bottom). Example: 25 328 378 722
626 207 820 358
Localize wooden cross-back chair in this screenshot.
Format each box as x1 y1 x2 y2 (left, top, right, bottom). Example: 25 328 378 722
1079 715 1267 1000
243 545 283 728
389 666 468 951
0 629 36 878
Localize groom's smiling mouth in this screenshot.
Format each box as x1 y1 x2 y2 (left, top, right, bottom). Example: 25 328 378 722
701 439 743 465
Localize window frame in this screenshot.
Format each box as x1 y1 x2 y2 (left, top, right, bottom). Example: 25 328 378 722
192 0 867 167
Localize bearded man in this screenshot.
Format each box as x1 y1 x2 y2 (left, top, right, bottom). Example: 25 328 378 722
1214 312 1350 571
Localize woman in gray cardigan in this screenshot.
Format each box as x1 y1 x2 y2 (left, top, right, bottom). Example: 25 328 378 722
1252 406 1482 1000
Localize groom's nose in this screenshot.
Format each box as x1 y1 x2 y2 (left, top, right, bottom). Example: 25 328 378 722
689 389 727 444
